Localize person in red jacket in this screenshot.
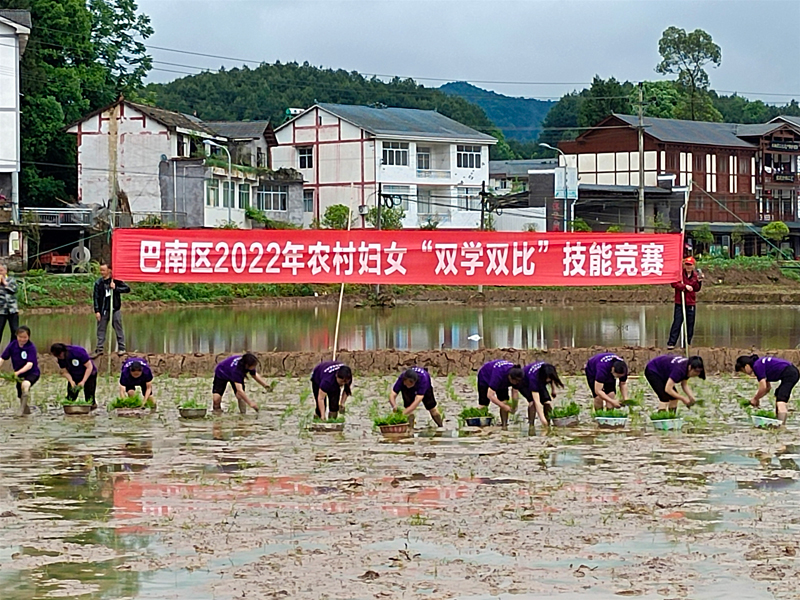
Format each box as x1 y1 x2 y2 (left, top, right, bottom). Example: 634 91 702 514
667 256 704 349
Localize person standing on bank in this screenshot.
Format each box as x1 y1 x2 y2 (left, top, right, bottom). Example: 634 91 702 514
0 263 19 345
667 256 703 350
50 343 97 408
389 367 444 428
0 325 39 415
93 263 130 356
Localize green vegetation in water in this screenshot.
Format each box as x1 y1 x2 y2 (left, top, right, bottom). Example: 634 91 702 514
650 410 678 421
61 396 93 406
550 402 580 419
109 394 144 410
0 372 22 383
459 406 492 420
313 415 345 424
592 408 628 418
739 398 754 411
753 409 778 420
374 410 409 427
621 398 641 407
180 398 206 409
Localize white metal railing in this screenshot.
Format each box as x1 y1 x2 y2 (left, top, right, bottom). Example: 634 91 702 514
22 207 94 227
416 169 451 179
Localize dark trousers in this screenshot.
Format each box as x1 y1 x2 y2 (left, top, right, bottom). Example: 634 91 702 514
0 312 19 345
96 310 125 352
668 304 696 347
67 372 98 406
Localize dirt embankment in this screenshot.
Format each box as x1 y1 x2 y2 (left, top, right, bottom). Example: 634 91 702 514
49 347 800 378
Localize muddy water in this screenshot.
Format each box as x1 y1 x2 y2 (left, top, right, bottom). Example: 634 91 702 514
18 303 800 353
0 373 799 599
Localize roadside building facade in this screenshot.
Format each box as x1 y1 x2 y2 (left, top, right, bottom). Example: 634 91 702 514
271 103 497 229
559 114 800 254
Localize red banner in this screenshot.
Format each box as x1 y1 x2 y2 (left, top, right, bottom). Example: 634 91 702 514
111 229 682 286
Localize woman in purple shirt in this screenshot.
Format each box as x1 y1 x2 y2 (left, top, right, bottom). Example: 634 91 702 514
645 354 705 412
213 353 269 414
50 342 97 408
311 361 352 420
388 367 443 428
119 358 155 408
585 353 629 409
0 325 39 415
520 362 564 427
736 354 798 424
477 359 524 426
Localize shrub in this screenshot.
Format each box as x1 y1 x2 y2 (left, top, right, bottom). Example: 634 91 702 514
322 204 351 230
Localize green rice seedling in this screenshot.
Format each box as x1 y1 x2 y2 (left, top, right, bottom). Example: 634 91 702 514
0 372 21 384
550 402 580 419
373 410 409 427
592 408 628 418
61 396 93 406
179 398 206 409
753 408 777 419
649 410 677 421
458 406 491 420
109 392 144 410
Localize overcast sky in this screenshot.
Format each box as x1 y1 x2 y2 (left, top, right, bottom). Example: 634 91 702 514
139 0 800 104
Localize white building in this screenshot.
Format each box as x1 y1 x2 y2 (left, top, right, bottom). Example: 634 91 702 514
271 103 497 228
0 9 30 228
68 98 302 228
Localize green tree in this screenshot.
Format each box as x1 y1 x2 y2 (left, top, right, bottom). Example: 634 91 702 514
322 204 351 230
537 91 585 146
578 76 633 128
762 221 789 245
628 81 682 119
691 223 714 252
656 27 722 121
674 90 723 122
5 0 152 206
365 206 404 230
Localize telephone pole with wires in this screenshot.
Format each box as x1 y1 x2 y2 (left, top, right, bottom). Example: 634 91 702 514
637 82 646 232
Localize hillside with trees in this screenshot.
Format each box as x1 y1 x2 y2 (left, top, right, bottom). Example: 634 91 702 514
439 81 554 142
146 63 516 159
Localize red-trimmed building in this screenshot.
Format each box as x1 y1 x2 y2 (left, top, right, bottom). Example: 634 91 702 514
560 114 800 254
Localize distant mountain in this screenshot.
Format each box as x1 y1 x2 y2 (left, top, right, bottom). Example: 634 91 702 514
440 82 555 142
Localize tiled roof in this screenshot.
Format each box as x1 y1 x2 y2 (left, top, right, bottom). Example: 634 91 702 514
127 101 217 136
313 103 496 143
611 114 756 148
204 121 271 140
490 159 558 177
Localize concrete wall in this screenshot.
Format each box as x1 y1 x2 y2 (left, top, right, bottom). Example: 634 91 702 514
70 104 173 213
0 20 21 178
159 159 206 228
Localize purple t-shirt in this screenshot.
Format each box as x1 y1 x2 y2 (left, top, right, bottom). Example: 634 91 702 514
1 340 39 379
214 355 254 384
752 357 793 382
57 345 96 380
523 362 547 393
311 361 345 395
120 357 153 387
478 360 520 391
586 353 627 384
647 355 689 383
392 367 432 396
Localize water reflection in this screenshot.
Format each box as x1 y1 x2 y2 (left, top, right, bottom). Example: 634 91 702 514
20 304 800 353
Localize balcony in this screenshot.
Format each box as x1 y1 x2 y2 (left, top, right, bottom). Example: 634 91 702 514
21 207 94 227
113 211 188 229
416 169 451 180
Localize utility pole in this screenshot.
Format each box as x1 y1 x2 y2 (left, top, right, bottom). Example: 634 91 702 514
478 181 487 294
637 82 646 232
375 182 382 298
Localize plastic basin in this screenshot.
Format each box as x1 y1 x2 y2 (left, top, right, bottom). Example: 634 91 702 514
465 416 494 427
751 414 782 429
551 415 579 427
308 422 345 432
651 418 684 431
379 423 410 435
63 404 92 415
594 416 629 428
179 408 207 419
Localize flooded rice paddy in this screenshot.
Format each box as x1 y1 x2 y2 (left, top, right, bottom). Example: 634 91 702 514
1 373 799 599
20 303 800 354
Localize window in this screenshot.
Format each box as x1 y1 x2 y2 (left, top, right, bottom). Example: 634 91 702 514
418 190 432 214
177 136 187 158
206 179 219 207
457 187 481 211
383 185 411 211
255 184 288 211
222 181 235 208
739 157 750 175
417 147 430 170
457 145 482 169
382 141 409 166
257 148 266 168
239 183 251 209
693 153 705 172
298 147 313 169
303 189 314 213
